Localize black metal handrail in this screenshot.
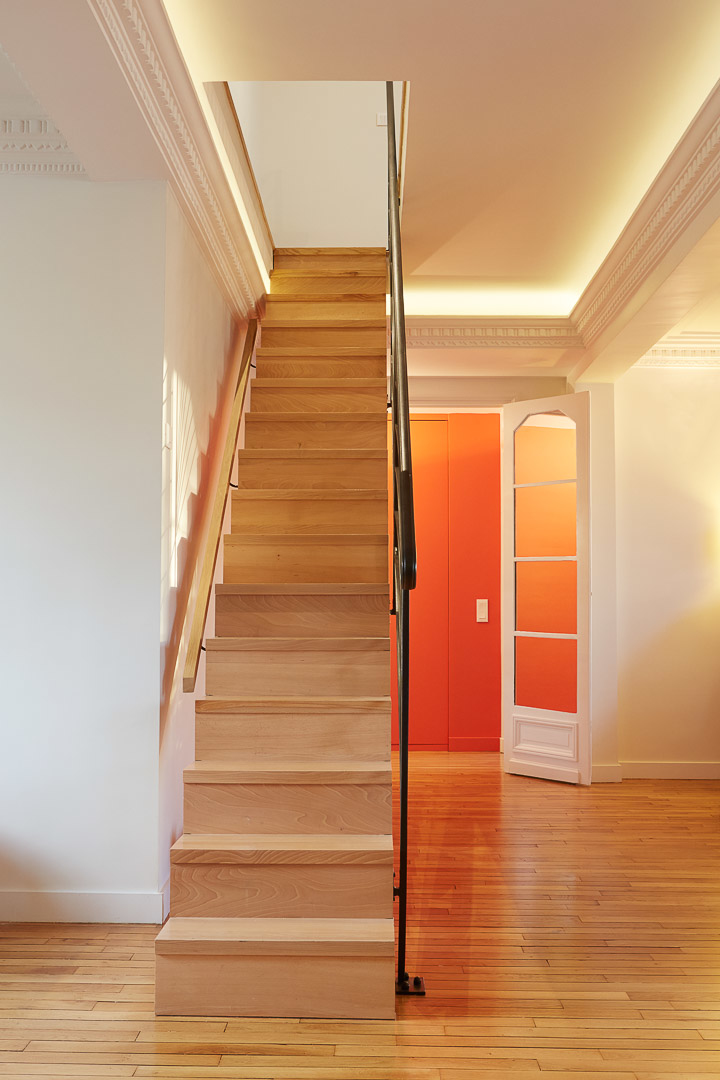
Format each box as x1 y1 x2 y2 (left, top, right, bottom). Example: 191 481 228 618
387 81 424 998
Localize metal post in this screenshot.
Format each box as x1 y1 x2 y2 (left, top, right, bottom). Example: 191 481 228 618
387 79 424 999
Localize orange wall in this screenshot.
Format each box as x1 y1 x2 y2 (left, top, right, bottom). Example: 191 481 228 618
403 418 449 749
393 414 501 750
447 414 501 750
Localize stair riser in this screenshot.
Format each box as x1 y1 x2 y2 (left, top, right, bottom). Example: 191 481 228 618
251 387 386 414
156 954 395 1018
230 496 388 535
245 419 387 450
261 327 386 349
269 274 386 297
205 650 390 697
265 300 385 322
184 783 392 834
273 251 386 271
256 357 386 379
223 539 388 584
195 711 390 762
170 864 392 919
235 456 387 490
215 592 389 638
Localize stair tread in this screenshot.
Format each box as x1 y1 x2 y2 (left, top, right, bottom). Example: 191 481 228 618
246 412 386 422
195 695 391 713
267 294 385 303
171 833 393 863
156 916 395 956
224 533 388 545
238 448 386 459
256 347 386 357
231 488 387 501
253 378 386 387
271 268 385 278
276 247 386 256
206 636 390 652
183 761 392 784
263 318 386 328
215 583 388 594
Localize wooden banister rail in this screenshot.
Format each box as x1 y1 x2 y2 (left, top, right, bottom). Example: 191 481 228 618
183 318 258 693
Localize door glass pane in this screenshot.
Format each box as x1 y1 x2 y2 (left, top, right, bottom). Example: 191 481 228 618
515 483 576 557
515 415 576 484
515 636 577 713
516 560 577 634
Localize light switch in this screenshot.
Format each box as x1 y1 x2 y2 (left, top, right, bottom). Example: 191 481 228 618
376 112 388 126
476 599 488 623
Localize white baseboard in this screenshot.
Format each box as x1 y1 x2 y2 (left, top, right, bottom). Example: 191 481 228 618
499 737 504 754
0 890 164 923
621 761 720 779
592 763 623 783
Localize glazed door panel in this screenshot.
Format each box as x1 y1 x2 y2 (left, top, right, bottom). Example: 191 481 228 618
501 393 591 784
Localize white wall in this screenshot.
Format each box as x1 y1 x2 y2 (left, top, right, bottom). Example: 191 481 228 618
0 178 243 921
158 189 240 908
615 365 720 776
229 81 388 247
582 384 620 781
0 178 166 920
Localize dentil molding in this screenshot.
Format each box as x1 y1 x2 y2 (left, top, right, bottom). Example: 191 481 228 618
636 350 720 369
636 331 720 368
86 0 261 318
0 47 84 175
405 319 583 349
0 116 85 174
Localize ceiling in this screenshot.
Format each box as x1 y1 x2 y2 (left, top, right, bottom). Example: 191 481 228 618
163 0 720 320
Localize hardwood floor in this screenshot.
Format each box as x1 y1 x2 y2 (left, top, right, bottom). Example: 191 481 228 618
1 751 719 1077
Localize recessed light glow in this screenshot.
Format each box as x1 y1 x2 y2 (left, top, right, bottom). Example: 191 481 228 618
403 288 579 319
196 85 272 294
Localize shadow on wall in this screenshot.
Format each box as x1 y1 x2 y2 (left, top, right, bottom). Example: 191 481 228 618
616 439 720 765
617 594 720 764
0 848 54 917
159 319 245 740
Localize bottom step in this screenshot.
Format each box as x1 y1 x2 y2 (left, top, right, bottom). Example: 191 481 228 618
155 917 395 1018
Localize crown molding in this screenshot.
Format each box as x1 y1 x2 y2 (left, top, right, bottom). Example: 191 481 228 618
405 318 583 349
574 82 720 348
86 0 265 318
636 350 720 369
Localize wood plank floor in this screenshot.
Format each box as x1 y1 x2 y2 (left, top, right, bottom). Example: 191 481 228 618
1 751 719 1078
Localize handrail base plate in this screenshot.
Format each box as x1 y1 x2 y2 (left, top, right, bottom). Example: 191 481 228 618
395 975 426 996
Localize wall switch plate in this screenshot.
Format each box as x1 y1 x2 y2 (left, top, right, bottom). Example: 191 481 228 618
476 599 488 622
376 112 387 126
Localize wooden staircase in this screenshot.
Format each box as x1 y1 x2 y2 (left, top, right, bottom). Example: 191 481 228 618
155 247 395 1019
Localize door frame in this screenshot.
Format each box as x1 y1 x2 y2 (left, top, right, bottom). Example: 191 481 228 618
501 392 591 785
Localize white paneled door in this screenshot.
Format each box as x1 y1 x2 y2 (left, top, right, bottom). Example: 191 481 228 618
501 392 590 785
